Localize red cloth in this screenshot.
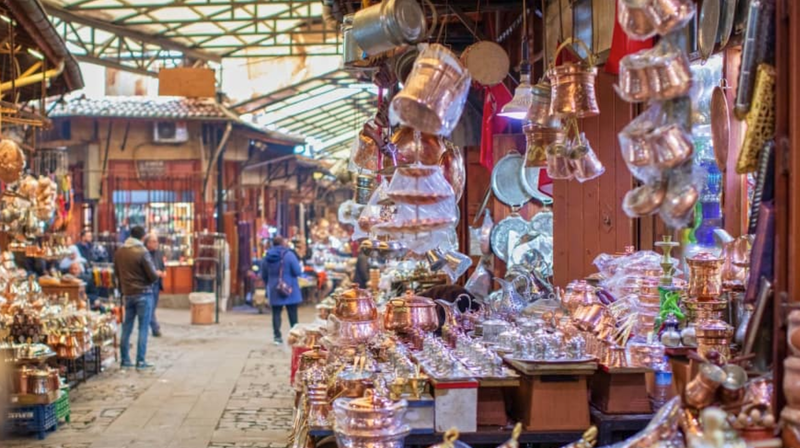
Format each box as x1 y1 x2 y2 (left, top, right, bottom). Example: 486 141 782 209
605 2 655 74
480 83 513 171
290 346 312 385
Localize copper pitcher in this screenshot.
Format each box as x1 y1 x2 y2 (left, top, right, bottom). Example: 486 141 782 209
684 363 725 410
547 38 600 118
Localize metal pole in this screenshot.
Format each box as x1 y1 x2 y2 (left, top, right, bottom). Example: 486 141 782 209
215 145 226 324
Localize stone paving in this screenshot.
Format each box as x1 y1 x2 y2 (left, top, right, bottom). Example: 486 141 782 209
3 306 313 448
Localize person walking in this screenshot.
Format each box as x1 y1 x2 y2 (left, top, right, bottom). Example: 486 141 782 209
261 236 302 345
114 226 159 370
145 233 166 337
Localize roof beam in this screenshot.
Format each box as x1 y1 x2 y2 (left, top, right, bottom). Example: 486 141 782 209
43 1 221 63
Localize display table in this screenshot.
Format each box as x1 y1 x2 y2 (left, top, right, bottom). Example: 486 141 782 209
41 283 86 305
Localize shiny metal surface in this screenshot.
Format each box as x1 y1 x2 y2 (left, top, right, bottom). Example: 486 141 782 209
698 0 721 61
352 0 426 56
491 153 532 207
490 213 530 262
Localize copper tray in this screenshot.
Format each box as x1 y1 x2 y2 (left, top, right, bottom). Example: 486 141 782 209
711 86 730 171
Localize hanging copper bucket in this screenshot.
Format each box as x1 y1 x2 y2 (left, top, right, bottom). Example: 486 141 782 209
547 38 600 118
390 44 471 136
524 124 565 167
527 81 562 128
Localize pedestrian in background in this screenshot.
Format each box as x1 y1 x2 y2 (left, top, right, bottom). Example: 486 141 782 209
145 233 166 337
262 235 302 345
114 226 159 370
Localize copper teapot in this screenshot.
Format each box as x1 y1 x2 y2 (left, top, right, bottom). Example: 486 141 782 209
384 291 438 334
334 288 378 321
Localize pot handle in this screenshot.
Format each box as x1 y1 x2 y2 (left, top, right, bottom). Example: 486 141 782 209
422 0 439 41
550 37 596 69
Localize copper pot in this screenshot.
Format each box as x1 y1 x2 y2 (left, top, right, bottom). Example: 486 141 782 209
334 288 378 321
527 81 561 128
548 39 599 118
383 291 438 334
684 363 725 409
623 182 667 217
648 0 696 36
332 389 409 432
563 280 598 314
329 316 380 344
524 124 566 167
696 319 733 360
687 252 724 300
390 44 471 136
333 369 373 399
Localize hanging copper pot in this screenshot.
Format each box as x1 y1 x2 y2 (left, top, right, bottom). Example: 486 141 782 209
524 124 566 167
547 38 600 118
386 127 444 167
527 81 562 128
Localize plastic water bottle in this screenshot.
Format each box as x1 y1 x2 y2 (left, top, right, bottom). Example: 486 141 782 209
651 368 673 411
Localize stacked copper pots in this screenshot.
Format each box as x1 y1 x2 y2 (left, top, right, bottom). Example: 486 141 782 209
683 252 734 361
327 288 380 346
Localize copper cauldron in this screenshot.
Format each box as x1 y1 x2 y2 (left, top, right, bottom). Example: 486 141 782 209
547 38 600 118
383 291 438 334
334 288 378 321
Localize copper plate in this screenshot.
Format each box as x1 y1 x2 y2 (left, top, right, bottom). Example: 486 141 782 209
710 86 730 171
698 0 721 61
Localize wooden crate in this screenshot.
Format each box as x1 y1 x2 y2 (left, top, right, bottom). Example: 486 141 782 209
512 374 592 431
590 368 652 414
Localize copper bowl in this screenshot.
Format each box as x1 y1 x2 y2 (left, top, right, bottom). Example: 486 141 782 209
623 182 667 216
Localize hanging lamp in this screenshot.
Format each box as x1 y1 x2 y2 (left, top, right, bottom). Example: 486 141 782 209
498 0 532 120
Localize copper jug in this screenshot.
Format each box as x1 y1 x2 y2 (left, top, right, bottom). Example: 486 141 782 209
547 38 600 118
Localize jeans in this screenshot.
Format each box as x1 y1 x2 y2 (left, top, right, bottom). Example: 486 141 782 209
150 288 161 334
121 293 153 365
272 304 298 341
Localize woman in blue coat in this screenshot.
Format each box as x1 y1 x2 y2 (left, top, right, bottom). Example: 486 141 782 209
262 236 303 344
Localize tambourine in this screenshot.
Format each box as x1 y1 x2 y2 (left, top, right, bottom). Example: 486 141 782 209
460 41 509 87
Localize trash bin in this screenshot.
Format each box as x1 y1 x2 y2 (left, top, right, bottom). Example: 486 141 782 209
189 292 215 325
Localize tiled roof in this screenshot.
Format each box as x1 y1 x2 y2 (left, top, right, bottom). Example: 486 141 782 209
48 96 236 121
48 95 305 145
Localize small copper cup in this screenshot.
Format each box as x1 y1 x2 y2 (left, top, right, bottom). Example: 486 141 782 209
651 124 694 169
617 0 657 40
569 134 605 182
545 142 574 180
684 363 726 409
615 52 654 102
648 51 692 100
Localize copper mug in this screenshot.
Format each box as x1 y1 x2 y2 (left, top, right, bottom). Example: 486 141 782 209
650 124 694 169
617 0 657 39
684 363 726 409
616 52 654 102
524 124 566 167
647 51 692 100
545 141 574 180
568 133 605 182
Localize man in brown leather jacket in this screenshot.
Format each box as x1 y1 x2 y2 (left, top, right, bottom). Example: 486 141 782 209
114 225 159 370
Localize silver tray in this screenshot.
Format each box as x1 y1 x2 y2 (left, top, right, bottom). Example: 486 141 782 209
520 165 553 205
491 153 532 207
698 0 721 61
490 213 529 261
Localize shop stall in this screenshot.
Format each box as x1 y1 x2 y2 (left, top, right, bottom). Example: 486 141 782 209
281 0 792 447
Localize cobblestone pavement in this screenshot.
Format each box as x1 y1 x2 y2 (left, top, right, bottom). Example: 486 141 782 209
4 306 314 448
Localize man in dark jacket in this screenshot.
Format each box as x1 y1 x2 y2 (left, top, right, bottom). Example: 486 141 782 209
114 226 160 370
145 234 166 337
262 236 302 345
76 230 96 265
